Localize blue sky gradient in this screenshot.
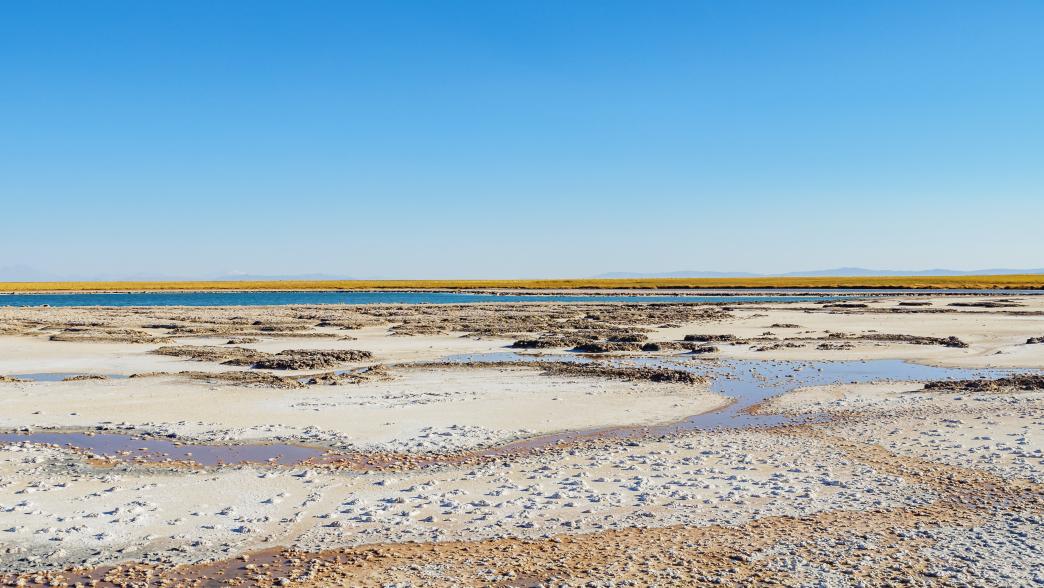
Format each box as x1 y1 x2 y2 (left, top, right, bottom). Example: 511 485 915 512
2 1 1043 278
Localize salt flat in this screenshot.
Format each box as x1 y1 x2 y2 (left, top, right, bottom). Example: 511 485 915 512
1 294 1042 586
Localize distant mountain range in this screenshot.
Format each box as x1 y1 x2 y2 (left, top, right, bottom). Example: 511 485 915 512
595 268 1044 278
3 264 1044 282
0 265 355 282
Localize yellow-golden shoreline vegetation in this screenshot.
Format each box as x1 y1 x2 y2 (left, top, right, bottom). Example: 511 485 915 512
1 275 1043 293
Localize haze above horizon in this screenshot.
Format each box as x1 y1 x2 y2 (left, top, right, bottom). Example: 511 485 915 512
3 1 1042 278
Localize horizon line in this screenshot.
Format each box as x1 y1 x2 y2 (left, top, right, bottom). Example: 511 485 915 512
2 275 1044 293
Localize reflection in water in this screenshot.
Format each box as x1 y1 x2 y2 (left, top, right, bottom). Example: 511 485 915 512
0 432 325 466
0 356 1020 467
444 354 1014 451
10 373 129 382
0 291 841 307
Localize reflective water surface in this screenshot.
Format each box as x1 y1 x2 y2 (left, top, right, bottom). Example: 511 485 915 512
0 291 843 307
0 357 1024 466
0 432 325 466
11 373 129 382
447 355 1015 448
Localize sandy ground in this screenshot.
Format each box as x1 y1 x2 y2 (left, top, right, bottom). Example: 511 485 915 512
0 367 726 452
0 294 1042 585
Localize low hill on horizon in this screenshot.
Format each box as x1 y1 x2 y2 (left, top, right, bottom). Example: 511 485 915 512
596 267 1044 279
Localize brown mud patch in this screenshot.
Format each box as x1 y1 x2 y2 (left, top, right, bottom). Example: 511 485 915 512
3 303 737 351
823 332 969 347
252 349 373 370
420 360 705 385
60 374 110 381
153 346 373 370
949 300 1024 308
129 370 306 389
923 373 1044 393
303 365 391 386
48 327 170 344
153 345 268 365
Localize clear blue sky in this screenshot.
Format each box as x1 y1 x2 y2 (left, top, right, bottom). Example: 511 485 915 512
2 1 1042 279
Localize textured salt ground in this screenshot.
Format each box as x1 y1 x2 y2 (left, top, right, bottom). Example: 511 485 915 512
8 431 1039 587
764 381 1044 483
0 429 929 574
2 296 1044 585
0 366 726 453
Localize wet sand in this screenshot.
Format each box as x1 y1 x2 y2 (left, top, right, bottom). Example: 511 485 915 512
0 294 1042 586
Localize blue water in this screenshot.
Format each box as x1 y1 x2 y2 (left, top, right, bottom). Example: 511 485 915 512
2 358 1022 466
1 288 1039 307
0 291 841 307
444 355 1021 436
11 373 130 382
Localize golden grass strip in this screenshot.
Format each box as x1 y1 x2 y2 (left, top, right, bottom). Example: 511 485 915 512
1 275 1043 292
